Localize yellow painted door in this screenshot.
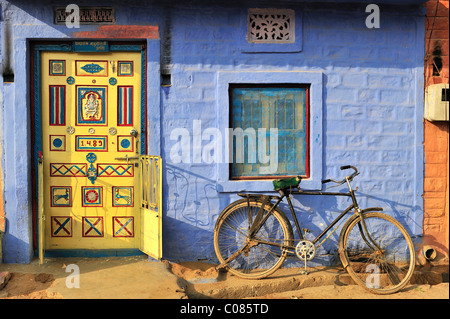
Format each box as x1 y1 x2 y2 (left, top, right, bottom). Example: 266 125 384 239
41 51 142 251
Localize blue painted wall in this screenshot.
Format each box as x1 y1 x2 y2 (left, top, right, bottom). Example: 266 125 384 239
160 2 425 266
0 0 425 265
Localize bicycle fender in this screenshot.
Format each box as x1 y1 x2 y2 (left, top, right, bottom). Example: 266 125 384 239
361 207 383 213
338 207 384 268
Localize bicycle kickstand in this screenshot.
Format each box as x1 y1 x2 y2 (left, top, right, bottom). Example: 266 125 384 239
299 257 309 275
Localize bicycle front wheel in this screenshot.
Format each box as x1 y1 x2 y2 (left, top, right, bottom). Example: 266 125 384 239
214 199 293 279
340 212 415 294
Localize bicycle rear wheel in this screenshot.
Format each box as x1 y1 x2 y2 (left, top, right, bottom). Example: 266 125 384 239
340 212 415 294
214 199 293 279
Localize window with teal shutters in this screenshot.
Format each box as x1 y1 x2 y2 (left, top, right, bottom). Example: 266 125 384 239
230 85 309 179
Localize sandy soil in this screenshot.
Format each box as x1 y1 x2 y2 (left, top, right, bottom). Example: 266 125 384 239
170 261 220 281
252 282 449 299
1 258 448 299
0 256 184 299
0 272 62 299
169 261 449 299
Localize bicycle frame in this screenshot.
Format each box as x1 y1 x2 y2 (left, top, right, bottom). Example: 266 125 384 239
286 190 354 246
246 177 382 252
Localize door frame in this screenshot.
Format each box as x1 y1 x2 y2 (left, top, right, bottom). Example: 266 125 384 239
30 40 148 257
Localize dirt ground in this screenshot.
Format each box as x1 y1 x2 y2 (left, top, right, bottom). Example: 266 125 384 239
0 256 185 299
0 257 448 299
169 261 449 299
0 272 60 299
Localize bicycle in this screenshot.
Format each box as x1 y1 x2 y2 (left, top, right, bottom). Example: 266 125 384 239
213 165 416 294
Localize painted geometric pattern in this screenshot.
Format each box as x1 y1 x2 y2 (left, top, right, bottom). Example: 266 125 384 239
97 164 134 177
118 61 133 76
50 135 66 151
117 86 133 126
51 216 72 237
50 163 87 177
82 186 103 207
112 186 134 207
51 186 72 207
82 217 104 237
117 136 133 152
76 61 108 76
113 217 134 237
49 85 66 125
49 60 65 76
81 63 104 74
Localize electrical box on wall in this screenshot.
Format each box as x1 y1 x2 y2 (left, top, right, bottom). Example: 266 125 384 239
424 83 449 121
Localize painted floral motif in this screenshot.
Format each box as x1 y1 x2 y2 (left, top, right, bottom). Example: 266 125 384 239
248 9 294 43
66 76 75 85
81 187 103 207
66 126 75 135
109 77 117 85
81 63 104 74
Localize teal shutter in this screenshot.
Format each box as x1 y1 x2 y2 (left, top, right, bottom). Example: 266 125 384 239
231 86 308 178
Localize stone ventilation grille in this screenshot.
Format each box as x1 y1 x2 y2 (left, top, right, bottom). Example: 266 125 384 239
247 9 295 43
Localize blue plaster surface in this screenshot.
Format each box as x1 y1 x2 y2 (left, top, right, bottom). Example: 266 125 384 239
1 0 425 265
160 3 425 266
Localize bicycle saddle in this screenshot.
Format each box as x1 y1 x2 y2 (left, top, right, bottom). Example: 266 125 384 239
272 176 302 191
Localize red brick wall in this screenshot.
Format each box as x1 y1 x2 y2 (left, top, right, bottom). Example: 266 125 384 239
423 0 449 258
72 25 159 39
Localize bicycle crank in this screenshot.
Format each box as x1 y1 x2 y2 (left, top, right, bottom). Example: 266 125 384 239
295 240 316 261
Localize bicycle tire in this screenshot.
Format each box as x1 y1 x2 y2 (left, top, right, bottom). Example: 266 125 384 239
214 199 293 279
339 211 415 294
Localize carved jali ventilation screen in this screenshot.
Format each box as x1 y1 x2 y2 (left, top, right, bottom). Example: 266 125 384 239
247 9 295 43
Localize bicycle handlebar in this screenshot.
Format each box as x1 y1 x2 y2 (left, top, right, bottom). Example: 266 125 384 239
321 165 359 185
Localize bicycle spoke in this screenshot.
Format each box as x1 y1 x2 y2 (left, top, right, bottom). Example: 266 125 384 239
379 259 402 285
214 200 291 279
342 212 415 294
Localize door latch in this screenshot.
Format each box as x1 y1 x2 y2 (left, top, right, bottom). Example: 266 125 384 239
129 129 139 155
114 154 139 165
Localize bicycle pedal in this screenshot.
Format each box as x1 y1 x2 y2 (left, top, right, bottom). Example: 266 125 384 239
215 264 229 271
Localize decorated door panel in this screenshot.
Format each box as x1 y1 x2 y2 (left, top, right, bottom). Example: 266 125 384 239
41 51 142 251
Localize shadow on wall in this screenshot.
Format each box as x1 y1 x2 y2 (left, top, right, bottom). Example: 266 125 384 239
1 232 33 264
353 190 423 241
162 164 227 262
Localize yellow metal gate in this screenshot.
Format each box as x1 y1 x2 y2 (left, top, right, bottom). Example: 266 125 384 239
139 155 162 260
